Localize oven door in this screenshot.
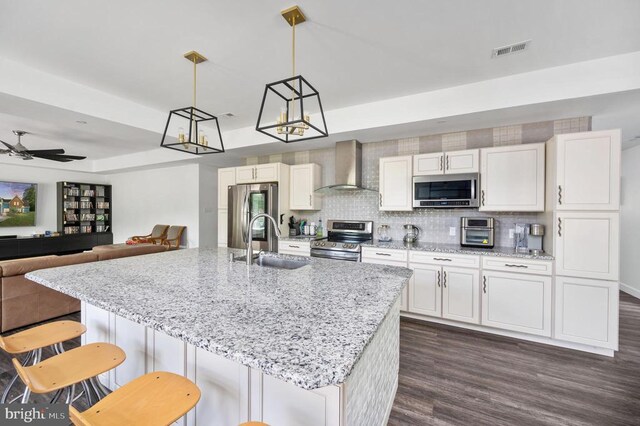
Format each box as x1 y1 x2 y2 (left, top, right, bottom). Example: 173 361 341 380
461 228 494 247
413 173 478 208
310 249 360 262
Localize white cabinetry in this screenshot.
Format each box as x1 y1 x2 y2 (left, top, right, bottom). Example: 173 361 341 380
480 143 545 212
278 241 311 256
289 164 322 210
112 316 147 389
554 212 619 281
217 167 236 248
379 156 413 211
481 271 552 337
413 149 479 176
408 252 480 324
236 163 281 184
362 247 409 311
554 276 618 350
547 130 621 211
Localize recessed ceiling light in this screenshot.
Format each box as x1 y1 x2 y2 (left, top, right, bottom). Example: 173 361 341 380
76 120 87 124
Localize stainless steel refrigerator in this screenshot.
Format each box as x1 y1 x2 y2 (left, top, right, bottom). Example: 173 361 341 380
227 183 279 252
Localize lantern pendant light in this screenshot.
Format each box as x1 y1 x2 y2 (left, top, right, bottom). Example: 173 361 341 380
256 5 328 143
160 51 225 154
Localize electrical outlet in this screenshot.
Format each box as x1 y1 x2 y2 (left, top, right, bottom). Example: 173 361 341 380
449 227 456 236
509 229 515 239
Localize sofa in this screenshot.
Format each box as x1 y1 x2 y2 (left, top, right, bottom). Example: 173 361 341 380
0 243 168 332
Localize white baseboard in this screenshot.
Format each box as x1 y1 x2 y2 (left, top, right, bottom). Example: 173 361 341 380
620 282 640 299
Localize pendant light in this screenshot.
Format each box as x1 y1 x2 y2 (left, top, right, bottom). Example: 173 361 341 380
256 5 328 143
160 51 225 154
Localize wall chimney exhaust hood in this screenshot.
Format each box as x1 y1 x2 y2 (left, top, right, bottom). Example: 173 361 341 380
315 140 374 192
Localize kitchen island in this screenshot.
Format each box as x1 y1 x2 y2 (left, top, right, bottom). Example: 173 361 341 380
26 248 412 426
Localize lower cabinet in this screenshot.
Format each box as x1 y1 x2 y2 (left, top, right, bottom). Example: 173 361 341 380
408 263 480 325
481 271 552 337
362 248 409 311
217 209 228 247
278 241 311 256
554 276 618 350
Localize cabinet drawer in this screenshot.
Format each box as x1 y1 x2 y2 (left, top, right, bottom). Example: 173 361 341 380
409 251 480 268
362 247 407 263
278 241 311 256
482 256 553 276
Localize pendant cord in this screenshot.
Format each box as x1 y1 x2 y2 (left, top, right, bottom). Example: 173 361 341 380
193 58 197 108
290 14 296 130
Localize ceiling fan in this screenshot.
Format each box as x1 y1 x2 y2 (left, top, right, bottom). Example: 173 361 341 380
0 130 86 162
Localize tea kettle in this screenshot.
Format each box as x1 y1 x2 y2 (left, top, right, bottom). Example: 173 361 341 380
403 224 420 243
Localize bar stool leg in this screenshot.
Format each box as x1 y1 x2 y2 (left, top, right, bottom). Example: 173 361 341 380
81 381 96 406
90 376 111 398
64 384 76 405
49 389 64 404
1 350 34 403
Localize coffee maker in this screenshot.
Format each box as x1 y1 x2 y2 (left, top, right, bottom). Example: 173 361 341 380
514 223 545 255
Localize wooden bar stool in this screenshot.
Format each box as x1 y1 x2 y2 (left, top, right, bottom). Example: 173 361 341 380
0 320 86 403
69 371 201 426
12 342 125 404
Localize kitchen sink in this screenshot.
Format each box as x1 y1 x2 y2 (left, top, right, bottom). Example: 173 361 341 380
234 253 310 270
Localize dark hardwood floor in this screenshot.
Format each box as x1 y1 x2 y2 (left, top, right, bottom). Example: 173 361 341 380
1 292 638 425
389 292 640 426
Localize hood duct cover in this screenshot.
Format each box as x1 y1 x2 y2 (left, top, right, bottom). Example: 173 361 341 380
315 140 374 192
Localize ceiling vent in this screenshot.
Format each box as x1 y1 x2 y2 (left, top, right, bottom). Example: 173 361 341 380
492 40 531 58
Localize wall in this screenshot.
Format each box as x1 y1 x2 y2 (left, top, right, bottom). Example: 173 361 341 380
198 165 218 248
109 164 202 247
0 163 108 236
247 117 591 247
620 144 640 297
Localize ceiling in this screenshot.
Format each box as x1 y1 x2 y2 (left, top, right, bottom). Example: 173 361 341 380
0 0 639 168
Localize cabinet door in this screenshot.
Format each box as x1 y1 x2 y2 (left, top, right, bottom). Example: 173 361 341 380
361 254 409 311
445 149 479 174
554 276 618 349
236 166 256 184
555 212 619 280
442 267 480 324
413 153 443 176
408 264 442 317
290 164 321 210
81 303 111 385
113 315 147 389
255 164 279 182
217 209 228 247
481 271 552 337
555 130 620 210
480 143 545 212
152 331 187 376
379 156 413 211
218 168 236 209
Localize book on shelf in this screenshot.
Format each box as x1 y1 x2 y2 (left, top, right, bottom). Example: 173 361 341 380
64 187 80 197
96 201 110 209
80 213 96 221
96 186 105 197
64 201 79 209
64 226 80 235
65 213 79 221
80 201 93 209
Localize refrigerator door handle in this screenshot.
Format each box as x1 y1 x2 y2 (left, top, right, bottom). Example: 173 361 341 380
241 188 249 244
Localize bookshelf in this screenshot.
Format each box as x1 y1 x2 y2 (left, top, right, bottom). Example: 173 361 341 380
57 182 112 235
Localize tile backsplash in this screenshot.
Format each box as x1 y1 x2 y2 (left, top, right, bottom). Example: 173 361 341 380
246 117 590 247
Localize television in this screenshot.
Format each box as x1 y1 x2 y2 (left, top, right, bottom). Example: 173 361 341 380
0 181 37 227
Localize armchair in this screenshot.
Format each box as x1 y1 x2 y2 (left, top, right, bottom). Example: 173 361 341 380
161 226 186 250
131 224 169 244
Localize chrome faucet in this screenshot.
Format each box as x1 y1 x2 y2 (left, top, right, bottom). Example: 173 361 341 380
246 213 281 265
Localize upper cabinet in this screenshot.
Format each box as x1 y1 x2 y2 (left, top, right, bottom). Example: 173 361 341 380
290 164 322 211
217 167 236 209
236 163 282 184
547 130 621 211
413 149 479 176
379 155 413 211
480 143 545 212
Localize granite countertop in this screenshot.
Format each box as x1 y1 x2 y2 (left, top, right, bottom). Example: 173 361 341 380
361 240 554 260
26 248 412 390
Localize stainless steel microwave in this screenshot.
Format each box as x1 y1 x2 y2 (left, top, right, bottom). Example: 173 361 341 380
413 173 479 208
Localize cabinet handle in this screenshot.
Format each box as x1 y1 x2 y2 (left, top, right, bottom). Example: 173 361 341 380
481 190 485 206
558 218 562 237
443 271 447 288
252 167 255 180
440 156 443 171
433 257 452 262
289 245 300 248
309 194 312 206
505 264 528 268
437 270 441 287
446 155 450 171
375 252 391 256
558 185 562 205
483 276 487 293
379 193 382 207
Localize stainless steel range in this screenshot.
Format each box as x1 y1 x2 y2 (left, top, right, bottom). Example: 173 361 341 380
310 220 373 262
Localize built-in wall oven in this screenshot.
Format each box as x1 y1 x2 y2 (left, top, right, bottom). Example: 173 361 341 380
413 173 479 208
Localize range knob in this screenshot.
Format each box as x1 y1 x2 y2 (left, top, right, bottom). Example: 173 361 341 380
320 242 326 247
331 242 337 247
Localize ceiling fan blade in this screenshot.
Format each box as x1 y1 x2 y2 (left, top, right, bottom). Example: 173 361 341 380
0 139 15 150
31 153 86 161
25 149 65 155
